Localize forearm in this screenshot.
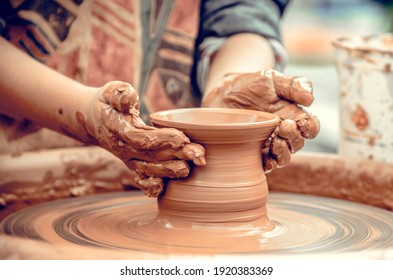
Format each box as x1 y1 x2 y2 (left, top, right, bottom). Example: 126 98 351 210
0 37 96 142
203 33 275 99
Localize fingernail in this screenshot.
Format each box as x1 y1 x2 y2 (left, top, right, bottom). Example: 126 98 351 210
117 85 131 92
193 156 206 166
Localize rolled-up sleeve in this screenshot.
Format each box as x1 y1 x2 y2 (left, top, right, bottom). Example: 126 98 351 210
199 0 288 41
192 0 289 95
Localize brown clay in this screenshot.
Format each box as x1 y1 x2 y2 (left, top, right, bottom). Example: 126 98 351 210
2 191 393 257
0 147 139 220
267 152 393 211
2 149 393 258
0 107 281 253
3 149 393 219
150 108 280 225
0 106 392 258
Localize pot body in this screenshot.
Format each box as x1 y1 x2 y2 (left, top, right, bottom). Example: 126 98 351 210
150 108 280 225
159 141 269 223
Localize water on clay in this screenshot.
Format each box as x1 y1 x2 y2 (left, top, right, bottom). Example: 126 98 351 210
1 191 393 255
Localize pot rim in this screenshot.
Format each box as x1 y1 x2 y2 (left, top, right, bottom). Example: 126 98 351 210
149 108 280 130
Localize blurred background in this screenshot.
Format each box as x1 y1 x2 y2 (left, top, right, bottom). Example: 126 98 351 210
281 0 391 154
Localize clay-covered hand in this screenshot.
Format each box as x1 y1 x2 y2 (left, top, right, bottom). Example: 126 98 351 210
85 81 206 197
202 69 320 173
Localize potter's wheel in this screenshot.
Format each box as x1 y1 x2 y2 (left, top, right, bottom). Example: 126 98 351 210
1 191 393 255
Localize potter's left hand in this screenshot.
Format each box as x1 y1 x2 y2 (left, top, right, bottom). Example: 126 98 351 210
202 69 320 172
86 81 206 197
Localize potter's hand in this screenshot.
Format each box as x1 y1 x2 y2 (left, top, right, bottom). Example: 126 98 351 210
88 81 206 197
202 69 320 172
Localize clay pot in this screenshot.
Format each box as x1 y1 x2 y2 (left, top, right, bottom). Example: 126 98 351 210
150 108 280 226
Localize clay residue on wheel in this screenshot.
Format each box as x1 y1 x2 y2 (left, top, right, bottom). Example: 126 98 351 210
267 153 393 211
0 147 138 220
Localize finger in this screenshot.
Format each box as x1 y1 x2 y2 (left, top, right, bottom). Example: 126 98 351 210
124 128 190 150
115 143 204 165
147 143 206 165
175 143 206 166
273 104 320 140
129 113 152 130
264 69 314 106
121 108 153 131
263 132 293 171
101 107 145 150
295 113 320 139
102 107 189 150
271 136 291 167
102 82 140 113
262 127 275 152
277 119 305 153
101 82 152 130
134 175 164 197
263 155 278 173
96 122 126 157
128 159 190 178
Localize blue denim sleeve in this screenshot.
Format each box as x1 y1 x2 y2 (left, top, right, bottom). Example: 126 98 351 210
198 0 288 41
191 0 289 97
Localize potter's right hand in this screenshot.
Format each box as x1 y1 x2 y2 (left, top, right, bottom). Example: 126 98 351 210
86 81 206 197
202 70 320 173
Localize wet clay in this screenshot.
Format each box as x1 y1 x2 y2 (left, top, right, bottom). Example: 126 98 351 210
2 191 393 256
1 149 393 257
3 149 392 218
1 108 283 255
201 70 320 172
267 152 393 211
150 108 279 225
0 147 138 220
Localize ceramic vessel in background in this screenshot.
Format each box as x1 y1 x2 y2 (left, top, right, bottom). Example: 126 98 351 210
150 108 280 227
333 34 393 163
